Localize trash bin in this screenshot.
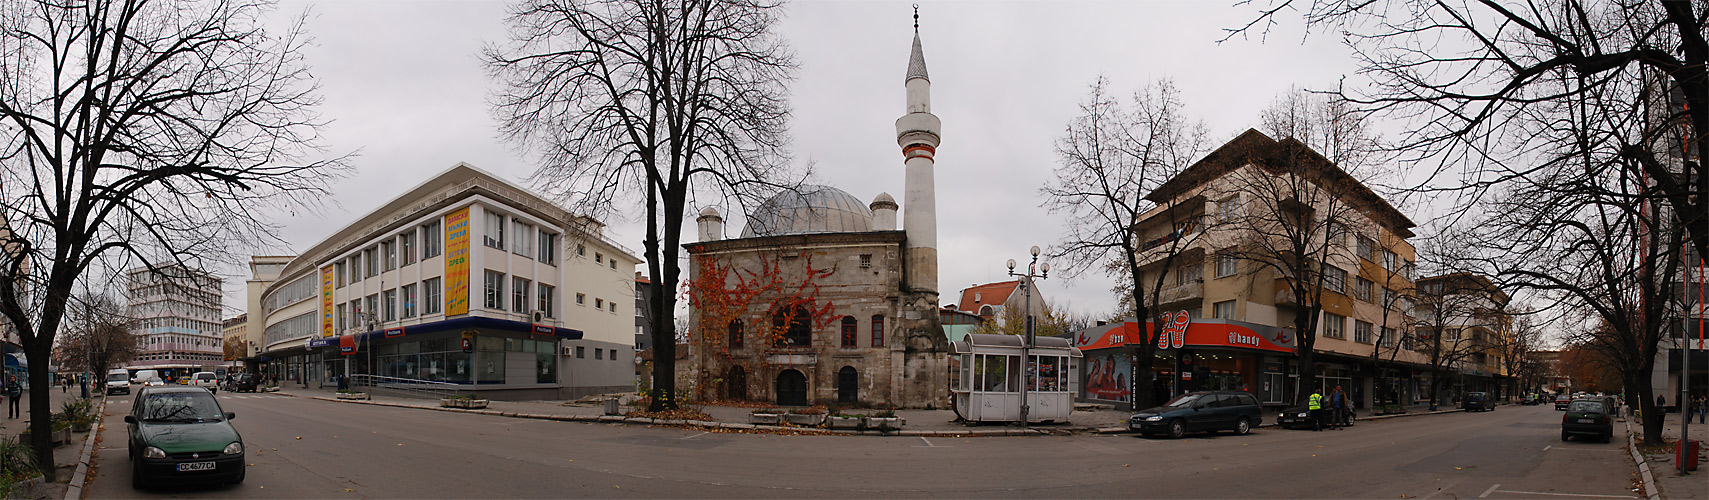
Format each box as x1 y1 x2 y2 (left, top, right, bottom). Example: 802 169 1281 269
603 398 621 416
1679 440 1701 472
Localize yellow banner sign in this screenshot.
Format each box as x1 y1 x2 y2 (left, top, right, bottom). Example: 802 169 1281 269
321 265 335 337
445 206 471 316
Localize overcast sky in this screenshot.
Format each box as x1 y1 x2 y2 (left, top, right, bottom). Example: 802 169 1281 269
235 0 1366 321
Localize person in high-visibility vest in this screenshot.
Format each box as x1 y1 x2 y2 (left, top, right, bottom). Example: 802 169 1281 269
1308 389 1325 431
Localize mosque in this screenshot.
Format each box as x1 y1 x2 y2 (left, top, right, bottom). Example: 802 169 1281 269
683 25 950 408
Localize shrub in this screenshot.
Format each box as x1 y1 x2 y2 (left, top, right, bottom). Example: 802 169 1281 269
0 437 38 496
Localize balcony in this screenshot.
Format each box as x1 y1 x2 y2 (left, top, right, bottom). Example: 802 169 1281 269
1155 280 1204 306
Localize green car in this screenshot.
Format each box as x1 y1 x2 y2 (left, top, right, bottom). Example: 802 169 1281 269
125 386 245 488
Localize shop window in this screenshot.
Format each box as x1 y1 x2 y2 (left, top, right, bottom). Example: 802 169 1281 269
595 348 603 360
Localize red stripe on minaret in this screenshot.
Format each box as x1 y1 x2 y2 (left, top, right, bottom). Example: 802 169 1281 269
903 144 935 160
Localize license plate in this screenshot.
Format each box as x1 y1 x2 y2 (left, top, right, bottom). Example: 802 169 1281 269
1577 419 1595 424
176 462 215 472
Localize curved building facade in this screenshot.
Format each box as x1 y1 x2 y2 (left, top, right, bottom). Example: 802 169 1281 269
253 164 639 399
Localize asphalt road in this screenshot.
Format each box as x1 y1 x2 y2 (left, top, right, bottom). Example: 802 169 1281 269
82 395 1641 499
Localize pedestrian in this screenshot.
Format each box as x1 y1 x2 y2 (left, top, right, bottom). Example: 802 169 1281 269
5 377 22 419
1331 386 1348 429
1657 393 1667 415
1695 395 1706 424
79 374 87 399
1308 388 1325 431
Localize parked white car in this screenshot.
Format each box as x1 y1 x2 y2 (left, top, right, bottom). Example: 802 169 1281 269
192 371 219 393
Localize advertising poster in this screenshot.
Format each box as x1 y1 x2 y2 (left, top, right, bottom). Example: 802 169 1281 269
321 266 334 337
444 206 471 315
1084 352 1131 403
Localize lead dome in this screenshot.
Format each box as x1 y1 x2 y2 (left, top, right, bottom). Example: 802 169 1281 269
741 186 874 238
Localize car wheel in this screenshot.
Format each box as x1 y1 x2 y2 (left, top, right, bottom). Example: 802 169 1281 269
1234 417 1251 435
1602 434 1613 443
1167 420 1186 439
131 460 146 489
1561 430 1571 442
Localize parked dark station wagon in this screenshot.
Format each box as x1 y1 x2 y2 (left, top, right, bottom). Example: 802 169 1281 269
1129 391 1262 439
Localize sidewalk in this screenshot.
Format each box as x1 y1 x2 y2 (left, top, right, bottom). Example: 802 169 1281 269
276 385 1480 435
1636 412 1709 499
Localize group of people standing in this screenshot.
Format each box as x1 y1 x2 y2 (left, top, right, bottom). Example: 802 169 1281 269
1308 386 1353 431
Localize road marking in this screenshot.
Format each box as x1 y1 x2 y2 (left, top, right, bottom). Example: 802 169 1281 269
680 431 709 440
1489 490 1633 499
1544 446 1551 451
1480 484 1500 498
912 437 950 448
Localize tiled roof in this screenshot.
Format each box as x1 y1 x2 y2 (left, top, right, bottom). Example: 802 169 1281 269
956 281 1020 315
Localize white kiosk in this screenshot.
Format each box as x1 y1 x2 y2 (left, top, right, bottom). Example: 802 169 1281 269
950 333 1083 423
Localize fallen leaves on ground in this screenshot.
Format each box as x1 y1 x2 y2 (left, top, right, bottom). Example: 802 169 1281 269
624 408 714 421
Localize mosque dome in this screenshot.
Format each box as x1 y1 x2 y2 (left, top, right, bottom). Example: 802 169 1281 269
741 186 874 238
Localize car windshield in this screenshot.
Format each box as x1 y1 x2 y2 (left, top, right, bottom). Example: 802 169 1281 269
138 392 224 422
196 374 214 380
106 374 126 381
1569 401 1605 413
1164 394 1203 408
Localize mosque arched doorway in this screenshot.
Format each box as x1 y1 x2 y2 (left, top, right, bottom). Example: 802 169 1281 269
776 369 807 406
837 366 858 403
725 366 747 401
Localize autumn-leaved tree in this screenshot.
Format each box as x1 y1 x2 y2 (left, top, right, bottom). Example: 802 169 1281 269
56 292 139 376
0 0 339 476
485 0 799 411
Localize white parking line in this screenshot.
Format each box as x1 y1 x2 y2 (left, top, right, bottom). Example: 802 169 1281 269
1479 484 1500 498
680 431 709 440
912 437 950 448
1489 490 1633 499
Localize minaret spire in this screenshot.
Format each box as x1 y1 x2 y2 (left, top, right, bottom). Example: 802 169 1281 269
896 10 940 294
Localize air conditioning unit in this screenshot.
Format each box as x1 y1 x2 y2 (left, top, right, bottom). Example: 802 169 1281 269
533 311 545 323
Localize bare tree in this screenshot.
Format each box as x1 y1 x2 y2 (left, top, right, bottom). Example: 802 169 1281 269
1042 77 1211 408
0 0 339 476
56 292 139 376
1413 272 1508 409
1497 305 1547 398
485 0 798 411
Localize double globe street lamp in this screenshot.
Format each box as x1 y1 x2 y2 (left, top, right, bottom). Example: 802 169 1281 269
1007 245 1048 428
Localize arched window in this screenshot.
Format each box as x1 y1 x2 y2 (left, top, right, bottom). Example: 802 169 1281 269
727 319 744 349
840 316 857 347
772 305 812 347
871 315 885 347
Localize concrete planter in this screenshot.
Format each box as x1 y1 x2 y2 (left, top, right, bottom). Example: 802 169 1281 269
749 413 783 425
824 416 863 430
72 420 92 433
864 416 903 432
335 392 370 401
441 398 489 409
51 427 71 445
785 413 824 426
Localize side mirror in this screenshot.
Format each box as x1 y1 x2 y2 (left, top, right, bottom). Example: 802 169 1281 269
224 412 236 420
123 415 136 424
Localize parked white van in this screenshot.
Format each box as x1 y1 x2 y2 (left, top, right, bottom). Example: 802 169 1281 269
105 368 130 395
130 369 157 385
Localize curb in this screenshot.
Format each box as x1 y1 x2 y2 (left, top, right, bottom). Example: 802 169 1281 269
63 398 103 500
302 395 1069 437
1623 418 1661 500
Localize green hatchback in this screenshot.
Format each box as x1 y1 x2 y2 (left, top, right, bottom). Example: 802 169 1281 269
125 387 245 488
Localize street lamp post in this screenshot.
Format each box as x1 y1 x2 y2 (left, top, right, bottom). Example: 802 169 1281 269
1007 246 1049 428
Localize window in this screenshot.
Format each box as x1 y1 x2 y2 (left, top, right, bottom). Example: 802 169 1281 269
484 270 505 310
841 316 857 347
871 315 884 347
1401 261 1415 281
484 210 506 249
423 221 442 258
1357 236 1375 261
538 284 555 319
383 289 397 321
364 294 378 325
335 262 346 289
728 319 744 349
1216 252 1238 278
1382 249 1398 271
595 348 602 360
609 302 617 313
512 219 534 257
1218 196 1239 223
1322 313 1345 339
860 254 872 268
610 259 617 270
401 284 417 318
1322 266 1346 293
539 232 558 265
576 293 585 305
595 298 603 310
401 232 416 266
577 244 586 257
512 277 530 313
1382 288 1396 307
336 306 346 332
1213 300 1236 319
596 253 604 264
364 248 378 278
1446 328 1461 341
575 346 585 358
1355 277 1374 301
1380 327 1396 347
383 240 396 271
773 305 812 347
1354 320 1374 343
423 278 442 315
1177 262 1203 284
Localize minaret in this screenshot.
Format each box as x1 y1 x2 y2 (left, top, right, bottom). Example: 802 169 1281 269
896 12 940 294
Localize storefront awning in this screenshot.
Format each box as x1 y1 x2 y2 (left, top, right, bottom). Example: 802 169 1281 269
1074 317 1295 354
307 315 583 349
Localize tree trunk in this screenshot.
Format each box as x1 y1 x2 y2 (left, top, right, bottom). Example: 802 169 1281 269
26 343 54 481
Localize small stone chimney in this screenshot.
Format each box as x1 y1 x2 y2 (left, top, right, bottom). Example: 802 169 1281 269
870 193 899 231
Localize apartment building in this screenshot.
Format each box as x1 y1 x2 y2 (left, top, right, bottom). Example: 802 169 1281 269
252 164 639 400
126 264 226 377
1415 272 1515 402
1076 129 1444 410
